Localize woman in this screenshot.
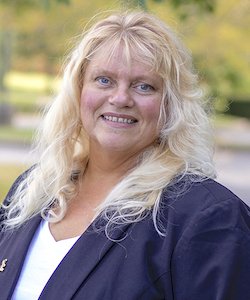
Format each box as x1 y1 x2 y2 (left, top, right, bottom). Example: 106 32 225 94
1 11 250 300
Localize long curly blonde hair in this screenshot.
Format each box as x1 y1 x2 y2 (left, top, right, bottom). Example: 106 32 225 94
3 11 215 235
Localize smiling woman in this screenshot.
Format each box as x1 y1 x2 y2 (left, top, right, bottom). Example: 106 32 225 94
1 10 250 300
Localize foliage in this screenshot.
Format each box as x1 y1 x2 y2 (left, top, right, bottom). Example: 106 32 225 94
0 0 69 9
119 0 217 14
134 0 216 14
226 99 250 119
183 0 250 106
168 0 215 12
0 0 249 114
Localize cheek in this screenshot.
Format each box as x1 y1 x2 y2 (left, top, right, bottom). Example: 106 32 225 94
80 89 102 121
142 100 161 125
80 90 92 113
79 90 96 133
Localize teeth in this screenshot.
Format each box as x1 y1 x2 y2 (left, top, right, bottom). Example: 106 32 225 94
103 115 135 124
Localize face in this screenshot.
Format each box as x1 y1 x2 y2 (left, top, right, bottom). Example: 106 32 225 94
80 47 163 157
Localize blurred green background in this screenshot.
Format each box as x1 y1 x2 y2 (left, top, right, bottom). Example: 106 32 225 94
0 0 250 202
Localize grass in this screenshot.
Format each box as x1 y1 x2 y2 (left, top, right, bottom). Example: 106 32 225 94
5 71 60 93
7 90 44 113
0 163 27 203
2 71 60 113
0 126 34 144
212 113 241 126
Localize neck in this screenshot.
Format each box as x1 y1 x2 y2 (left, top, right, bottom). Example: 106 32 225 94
75 149 138 210
86 146 139 183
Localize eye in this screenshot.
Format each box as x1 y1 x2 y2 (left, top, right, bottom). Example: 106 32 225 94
96 76 111 86
136 83 154 93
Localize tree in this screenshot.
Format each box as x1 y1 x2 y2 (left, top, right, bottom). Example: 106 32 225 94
0 0 217 94
0 0 70 8
0 0 70 97
125 0 216 13
1 0 249 118
0 0 70 123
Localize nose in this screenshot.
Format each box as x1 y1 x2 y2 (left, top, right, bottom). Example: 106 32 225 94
108 86 134 108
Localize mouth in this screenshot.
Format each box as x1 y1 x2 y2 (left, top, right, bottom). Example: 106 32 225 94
101 114 138 124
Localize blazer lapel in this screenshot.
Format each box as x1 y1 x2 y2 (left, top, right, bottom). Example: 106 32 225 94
0 216 41 299
39 219 132 299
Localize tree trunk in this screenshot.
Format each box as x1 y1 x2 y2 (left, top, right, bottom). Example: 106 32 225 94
0 30 13 125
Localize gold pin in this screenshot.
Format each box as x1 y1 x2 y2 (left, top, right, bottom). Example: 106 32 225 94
0 259 8 272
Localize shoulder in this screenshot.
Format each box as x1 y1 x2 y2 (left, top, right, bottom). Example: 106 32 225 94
163 176 243 203
165 179 250 299
162 177 248 214
2 166 34 205
160 177 250 238
1 166 36 204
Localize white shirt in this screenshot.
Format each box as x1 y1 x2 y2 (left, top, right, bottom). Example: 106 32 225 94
12 220 80 300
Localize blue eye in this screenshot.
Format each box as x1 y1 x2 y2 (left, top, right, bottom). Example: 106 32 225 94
138 83 153 92
97 77 111 85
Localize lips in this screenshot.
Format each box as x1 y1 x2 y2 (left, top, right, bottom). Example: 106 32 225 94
101 114 138 124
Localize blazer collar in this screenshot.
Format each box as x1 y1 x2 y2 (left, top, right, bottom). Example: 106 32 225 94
39 218 132 299
0 215 132 299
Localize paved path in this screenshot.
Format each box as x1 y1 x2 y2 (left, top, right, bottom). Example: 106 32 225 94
0 143 249 206
216 118 250 149
0 143 36 165
215 149 250 205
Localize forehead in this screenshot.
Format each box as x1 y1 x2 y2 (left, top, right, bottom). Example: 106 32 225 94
85 45 158 78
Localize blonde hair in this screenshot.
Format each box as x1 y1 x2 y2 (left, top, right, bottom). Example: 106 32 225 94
3 11 215 235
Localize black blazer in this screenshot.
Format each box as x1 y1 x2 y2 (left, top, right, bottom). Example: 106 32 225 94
1 175 250 300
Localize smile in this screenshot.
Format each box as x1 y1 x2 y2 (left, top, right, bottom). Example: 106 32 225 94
102 115 137 124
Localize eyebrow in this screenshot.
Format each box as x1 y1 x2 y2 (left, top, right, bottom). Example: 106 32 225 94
91 68 116 77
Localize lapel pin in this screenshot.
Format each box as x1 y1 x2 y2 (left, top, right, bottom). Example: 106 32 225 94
0 259 8 272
